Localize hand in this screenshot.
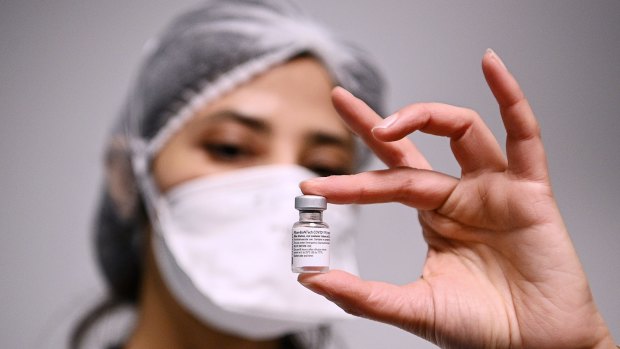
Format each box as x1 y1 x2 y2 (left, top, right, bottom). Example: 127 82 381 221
299 49 615 349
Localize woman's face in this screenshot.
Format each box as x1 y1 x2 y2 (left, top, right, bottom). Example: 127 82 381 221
153 57 355 193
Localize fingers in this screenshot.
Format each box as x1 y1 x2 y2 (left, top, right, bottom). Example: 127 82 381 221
482 49 548 180
334 49 548 180
331 87 432 170
372 103 507 174
301 167 458 210
298 270 433 334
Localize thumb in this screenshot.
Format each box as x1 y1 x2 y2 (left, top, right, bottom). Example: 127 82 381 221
298 270 434 334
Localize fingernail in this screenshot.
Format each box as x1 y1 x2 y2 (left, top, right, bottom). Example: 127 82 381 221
297 274 317 288
486 48 507 71
372 112 399 131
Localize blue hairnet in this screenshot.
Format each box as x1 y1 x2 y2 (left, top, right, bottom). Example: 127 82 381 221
96 0 385 301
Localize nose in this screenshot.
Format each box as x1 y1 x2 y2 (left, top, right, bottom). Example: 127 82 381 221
269 138 302 167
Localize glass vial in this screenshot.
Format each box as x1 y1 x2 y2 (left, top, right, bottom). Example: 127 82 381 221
292 195 330 273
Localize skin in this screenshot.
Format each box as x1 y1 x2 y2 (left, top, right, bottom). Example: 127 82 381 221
298 50 616 348
125 57 355 349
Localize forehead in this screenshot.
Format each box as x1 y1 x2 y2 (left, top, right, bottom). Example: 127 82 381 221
188 57 351 140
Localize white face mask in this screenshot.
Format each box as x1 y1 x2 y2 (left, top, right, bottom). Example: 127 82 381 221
146 164 359 340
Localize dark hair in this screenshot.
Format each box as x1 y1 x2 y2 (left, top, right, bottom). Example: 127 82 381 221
70 187 146 349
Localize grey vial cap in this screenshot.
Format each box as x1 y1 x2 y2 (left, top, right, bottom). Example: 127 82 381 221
295 195 327 211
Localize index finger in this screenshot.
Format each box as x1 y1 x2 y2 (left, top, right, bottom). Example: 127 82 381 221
332 87 432 170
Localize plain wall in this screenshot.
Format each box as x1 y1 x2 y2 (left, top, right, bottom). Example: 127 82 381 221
1 1 618 348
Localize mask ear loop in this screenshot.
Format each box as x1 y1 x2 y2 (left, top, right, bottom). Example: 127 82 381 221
124 74 166 241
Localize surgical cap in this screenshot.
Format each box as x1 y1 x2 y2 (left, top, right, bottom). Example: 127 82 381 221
96 0 385 301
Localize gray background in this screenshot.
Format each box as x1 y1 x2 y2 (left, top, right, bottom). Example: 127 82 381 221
1 1 618 348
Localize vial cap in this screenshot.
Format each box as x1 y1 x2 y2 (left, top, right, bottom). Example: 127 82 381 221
295 195 326 210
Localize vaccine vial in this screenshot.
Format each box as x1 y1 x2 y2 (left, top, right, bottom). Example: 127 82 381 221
292 195 330 273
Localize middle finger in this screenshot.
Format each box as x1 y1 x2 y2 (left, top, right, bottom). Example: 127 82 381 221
372 103 507 174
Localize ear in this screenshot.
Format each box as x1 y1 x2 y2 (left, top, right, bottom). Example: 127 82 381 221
104 135 141 219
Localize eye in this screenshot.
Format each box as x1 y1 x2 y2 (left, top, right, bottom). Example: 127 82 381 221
203 142 253 162
303 147 354 177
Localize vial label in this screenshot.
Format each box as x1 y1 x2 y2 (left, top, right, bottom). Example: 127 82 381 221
292 227 330 268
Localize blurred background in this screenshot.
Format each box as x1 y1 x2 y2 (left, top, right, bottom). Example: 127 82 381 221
1 1 618 348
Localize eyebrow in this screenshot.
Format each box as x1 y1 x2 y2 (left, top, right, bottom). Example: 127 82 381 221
200 110 272 134
308 132 353 150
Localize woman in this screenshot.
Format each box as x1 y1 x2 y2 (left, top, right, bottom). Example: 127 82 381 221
74 0 616 348
74 1 383 348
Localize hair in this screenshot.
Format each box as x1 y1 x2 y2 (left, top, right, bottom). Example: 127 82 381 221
72 0 385 347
